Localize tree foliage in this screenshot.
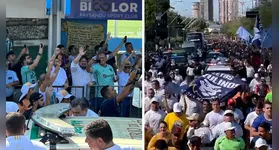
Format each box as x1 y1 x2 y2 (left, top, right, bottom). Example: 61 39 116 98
259 1 272 27
145 0 157 30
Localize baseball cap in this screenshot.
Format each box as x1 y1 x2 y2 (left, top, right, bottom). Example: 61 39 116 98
29 92 43 103
255 138 268 148
254 73 259 78
227 99 235 106
173 102 182 113
19 82 37 102
224 122 235 131
224 110 234 116
6 102 19 113
151 97 159 103
158 72 163 75
187 113 200 121
56 90 72 103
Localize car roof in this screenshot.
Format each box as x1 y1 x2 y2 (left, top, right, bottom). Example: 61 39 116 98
206 65 232 71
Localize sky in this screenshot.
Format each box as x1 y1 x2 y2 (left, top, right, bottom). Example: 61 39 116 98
170 0 254 21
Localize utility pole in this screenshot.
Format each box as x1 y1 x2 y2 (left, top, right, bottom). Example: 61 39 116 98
239 1 246 16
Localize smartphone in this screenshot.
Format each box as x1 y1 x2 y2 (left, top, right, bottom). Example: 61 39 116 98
24 44 27 48
40 43 44 48
124 36 127 43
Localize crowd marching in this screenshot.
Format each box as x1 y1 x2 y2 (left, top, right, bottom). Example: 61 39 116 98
6 32 142 119
144 40 272 150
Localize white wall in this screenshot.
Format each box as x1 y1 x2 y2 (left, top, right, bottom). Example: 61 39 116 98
6 0 48 18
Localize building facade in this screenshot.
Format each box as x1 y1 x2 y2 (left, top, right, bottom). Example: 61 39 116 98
192 2 200 18
219 0 238 23
200 0 214 21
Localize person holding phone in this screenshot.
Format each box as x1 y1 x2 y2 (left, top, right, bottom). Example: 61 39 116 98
120 38 137 66
20 44 44 84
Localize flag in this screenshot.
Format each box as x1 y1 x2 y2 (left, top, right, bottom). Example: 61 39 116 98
261 26 272 48
236 26 252 42
182 73 244 103
251 15 262 46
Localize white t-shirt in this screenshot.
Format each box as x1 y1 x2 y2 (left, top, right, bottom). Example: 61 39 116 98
144 109 166 134
86 109 99 117
174 75 183 85
202 110 224 129
71 61 95 99
6 135 47 150
249 79 260 92
212 121 243 139
244 111 259 126
117 71 133 97
179 95 202 116
246 66 255 78
51 66 68 93
187 127 213 144
186 67 195 76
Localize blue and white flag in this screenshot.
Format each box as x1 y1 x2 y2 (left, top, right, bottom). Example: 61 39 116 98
182 73 244 103
252 15 263 46
261 26 272 48
236 26 252 42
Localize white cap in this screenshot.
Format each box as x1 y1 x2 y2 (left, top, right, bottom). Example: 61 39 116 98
260 64 264 67
254 73 259 78
241 78 246 82
6 102 19 113
255 138 268 148
173 102 182 113
19 82 37 102
151 97 159 103
224 110 234 116
158 72 163 75
187 113 200 121
224 122 236 131
175 69 179 72
56 90 72 103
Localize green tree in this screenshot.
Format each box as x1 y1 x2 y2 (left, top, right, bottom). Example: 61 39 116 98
145 0 156 30
259 1 272 27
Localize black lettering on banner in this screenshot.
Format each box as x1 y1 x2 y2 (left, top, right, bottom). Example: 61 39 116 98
127 122 142 139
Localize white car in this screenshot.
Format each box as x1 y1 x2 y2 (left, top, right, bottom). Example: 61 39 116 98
204 65 233 74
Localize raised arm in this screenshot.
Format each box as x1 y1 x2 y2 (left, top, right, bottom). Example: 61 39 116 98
116 58 142 103
107 36 126 60
50 48 61 61
40 60 54 92
118 51 136 72
29 44 44 70
49 61 61 86
73 47 86 64
99 32 112 51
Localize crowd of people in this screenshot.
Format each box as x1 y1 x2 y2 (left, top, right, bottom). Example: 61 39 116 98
144 40 272 150
6 33 142 149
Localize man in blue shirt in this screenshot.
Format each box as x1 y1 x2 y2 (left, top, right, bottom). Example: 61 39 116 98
120 42 137 66
251 102 272 146
251 122 272 149
99 58 142 117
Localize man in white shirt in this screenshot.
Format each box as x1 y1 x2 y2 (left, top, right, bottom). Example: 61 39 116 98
179 94 202 116
6 112 47 150
51 57 68 93
71 47 95 99
144 88 155 113
186 64 195 81
152 80 164 100
245 61 255 83
212 110 243 139
244 102 263 142
156 72 165 87
84 119 134 150
202 99 224 129
70 99 99 117
174 69 183 85
186 113 213 144
144 98 166 134
249 73 260 92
